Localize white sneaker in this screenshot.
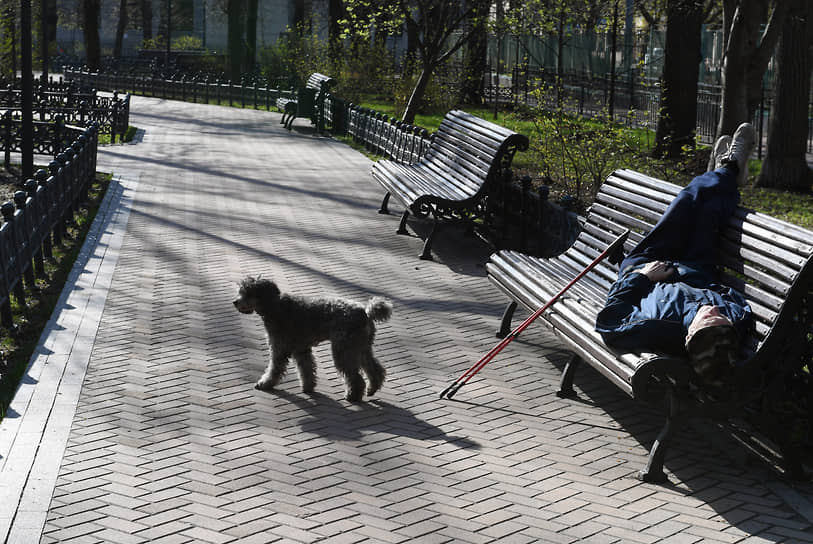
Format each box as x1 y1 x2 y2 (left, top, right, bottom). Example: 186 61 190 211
718 122 756 185
708 135 731 171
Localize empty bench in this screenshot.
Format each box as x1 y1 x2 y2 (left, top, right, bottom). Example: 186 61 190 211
372 110 529 260
486 168 813 482
276 73 335 131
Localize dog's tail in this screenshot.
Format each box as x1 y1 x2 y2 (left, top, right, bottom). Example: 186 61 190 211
366 297 393 323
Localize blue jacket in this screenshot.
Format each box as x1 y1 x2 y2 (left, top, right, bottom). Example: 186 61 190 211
595 261 752 354
595 167 752 354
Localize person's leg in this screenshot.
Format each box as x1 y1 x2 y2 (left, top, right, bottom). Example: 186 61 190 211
620 166 738 273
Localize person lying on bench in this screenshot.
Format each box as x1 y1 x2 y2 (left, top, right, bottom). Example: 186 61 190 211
595 122 757 383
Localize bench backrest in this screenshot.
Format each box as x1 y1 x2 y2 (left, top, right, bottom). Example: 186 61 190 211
305 73 334 92
579 169 813 362
420 110 529 203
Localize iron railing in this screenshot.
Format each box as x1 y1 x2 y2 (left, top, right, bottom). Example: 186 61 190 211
0 121 99 330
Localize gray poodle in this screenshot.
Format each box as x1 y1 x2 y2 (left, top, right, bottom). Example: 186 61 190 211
233 277 392 401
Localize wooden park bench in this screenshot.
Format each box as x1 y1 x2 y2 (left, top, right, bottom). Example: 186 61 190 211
371 110 529 260
486 168 813 483
276 73 335 132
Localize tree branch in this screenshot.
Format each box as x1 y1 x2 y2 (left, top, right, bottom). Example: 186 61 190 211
752 0 789 73
635 0 657 26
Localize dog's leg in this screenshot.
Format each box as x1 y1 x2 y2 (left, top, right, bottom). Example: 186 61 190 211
293 350 317 394
256 350 291 391
343 370 366 403
332 342 366 402
361 348 386 397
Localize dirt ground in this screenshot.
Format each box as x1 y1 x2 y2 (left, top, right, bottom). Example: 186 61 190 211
0 167 35 205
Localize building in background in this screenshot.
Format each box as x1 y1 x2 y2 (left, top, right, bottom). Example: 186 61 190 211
53 0 331 61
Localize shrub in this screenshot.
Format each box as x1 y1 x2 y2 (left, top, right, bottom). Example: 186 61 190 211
172 35 203 51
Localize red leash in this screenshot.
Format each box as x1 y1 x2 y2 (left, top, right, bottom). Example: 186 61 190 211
440 229 629 400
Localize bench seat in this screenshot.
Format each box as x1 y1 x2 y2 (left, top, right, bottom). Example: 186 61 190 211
487 168 813 482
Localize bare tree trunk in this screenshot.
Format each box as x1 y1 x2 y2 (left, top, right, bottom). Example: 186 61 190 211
113 0 129 59
226 0 244 82
2 5 17 79
460 1 489 106
716 0 787 137
82 0 101 70
141 0 152 43
757 0 813 191
403 67 433 124
555 2 565 107
244 0 258 74
653 0 702 158
608 0 619 120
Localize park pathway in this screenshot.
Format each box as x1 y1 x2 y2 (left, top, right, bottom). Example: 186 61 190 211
1 96 812 543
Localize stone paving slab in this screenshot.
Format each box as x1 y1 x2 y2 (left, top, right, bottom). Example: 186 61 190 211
0 96 812 543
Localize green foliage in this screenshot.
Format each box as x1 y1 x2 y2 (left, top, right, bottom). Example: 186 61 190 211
171 35 203 51
337 1 404 40
257 23 331 88
389 57 456 118
0 7 15 79
141 37 167 50
333 39 397 105
516 85 660 206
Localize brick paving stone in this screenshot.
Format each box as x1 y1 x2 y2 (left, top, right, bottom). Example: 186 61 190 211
0 96 811 544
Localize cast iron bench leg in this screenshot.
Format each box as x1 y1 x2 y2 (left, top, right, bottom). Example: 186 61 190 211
419 216 440 260
496 300 518 338
397 210 410 234
638 385 685 484
557 354 581 399
379 192 391 214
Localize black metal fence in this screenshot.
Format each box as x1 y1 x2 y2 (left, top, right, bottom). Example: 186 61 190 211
2 111 90 168
488 66 812 157
0 80 130 143
0 121 99 330
64 67 289 113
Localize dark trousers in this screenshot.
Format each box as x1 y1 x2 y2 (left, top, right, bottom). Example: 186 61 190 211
619 167 739 277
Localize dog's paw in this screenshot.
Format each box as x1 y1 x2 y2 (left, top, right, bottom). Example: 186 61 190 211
255 378 275 391
345 391 363 403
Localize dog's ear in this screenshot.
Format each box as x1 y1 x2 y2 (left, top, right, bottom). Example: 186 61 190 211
264 281 280 300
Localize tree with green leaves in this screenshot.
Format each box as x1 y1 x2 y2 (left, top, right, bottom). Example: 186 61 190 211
503 0 608 106
339 0 481 123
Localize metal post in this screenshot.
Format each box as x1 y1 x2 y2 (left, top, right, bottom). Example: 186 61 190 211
166 0 172 70
40 0 49 85
21 0 34 180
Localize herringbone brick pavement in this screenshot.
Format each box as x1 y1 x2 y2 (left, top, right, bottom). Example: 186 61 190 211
1 96 812 543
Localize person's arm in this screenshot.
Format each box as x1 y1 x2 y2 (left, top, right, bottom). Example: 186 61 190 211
595 262 675 338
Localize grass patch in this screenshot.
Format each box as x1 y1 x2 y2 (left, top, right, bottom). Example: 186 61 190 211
98 126 139 145
0 172 112 420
